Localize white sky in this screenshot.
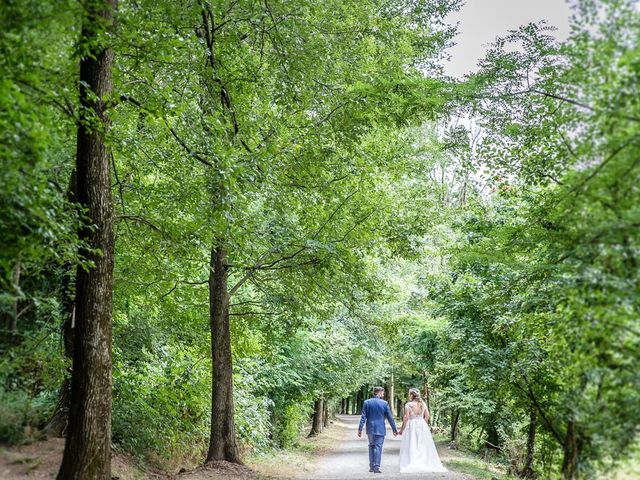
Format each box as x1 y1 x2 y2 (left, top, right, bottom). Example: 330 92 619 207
444 0 572 78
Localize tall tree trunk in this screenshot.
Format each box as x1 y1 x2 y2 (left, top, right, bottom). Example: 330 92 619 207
57 1 116 477
450 410 460 442
424 377 431 414
520 405 537 478
396 397 403 419
561 420 579 480
485 423 500 451
207 246 241 463
323 400 329 428
308 399 324 437
345 396 350 415
356 389 363 414
388 371 395 416
8 262 21 345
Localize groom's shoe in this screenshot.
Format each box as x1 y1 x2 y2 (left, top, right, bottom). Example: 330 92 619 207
373 470 382 474
369 468 374 472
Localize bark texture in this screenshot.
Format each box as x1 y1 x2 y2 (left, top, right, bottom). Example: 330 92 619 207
323 400 329 428
308 399 324 436
207 246 241 463
57 1 116 477
450 410 460 442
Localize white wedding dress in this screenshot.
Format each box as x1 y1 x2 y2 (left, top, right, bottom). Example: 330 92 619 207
399 402 447 473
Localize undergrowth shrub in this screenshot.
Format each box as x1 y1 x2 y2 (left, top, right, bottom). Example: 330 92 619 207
112 343 210 464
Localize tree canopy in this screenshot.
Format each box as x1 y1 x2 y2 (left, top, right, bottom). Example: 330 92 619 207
0 0 638 479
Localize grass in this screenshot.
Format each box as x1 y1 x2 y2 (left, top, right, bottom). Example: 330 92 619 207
445 458 508 479
433 432 513 480
247 417 347 478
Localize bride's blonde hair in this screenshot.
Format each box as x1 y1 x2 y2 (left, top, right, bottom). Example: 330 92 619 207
408 388 427 413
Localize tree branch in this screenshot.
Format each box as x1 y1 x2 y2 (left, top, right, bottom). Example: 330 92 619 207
116 214 163 233
119 94 215 168
160 282 178 299
312 189 358 239
229 310 282 316
228 247 280 296
513 380 564 445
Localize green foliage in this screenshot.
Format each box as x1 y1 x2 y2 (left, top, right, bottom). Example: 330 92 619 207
2 0 637 478
0 386 56 444
112 343 210 460
427 1 640 477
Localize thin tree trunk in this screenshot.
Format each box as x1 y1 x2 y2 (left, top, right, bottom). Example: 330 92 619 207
520 405 537 478
207 246 241 463
323 400 329 428
450 410 460 443
460 173 468 206
357 385 369 415
561 420 579 479
388 371 395 416
57 1 116 477
308 399 324 437
424 378 431 418
8 262 21 345
345 397 350 415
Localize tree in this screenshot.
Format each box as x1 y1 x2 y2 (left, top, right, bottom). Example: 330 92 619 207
430 2 640 476
112 0 458 464
57 0 117 478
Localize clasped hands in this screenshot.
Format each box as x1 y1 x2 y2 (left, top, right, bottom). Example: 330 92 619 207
357 431 400 437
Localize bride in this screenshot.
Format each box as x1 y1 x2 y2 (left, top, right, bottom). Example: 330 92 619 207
398 388 447 473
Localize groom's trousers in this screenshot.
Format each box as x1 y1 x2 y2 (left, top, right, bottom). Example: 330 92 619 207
367 434 385 471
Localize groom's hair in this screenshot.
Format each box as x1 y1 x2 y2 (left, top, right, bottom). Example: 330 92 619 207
373 386 384 395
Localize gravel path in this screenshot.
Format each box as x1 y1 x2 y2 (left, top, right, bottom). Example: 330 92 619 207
309 415 471 480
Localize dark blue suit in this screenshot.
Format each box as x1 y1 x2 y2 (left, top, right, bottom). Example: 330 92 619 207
358 397 397 471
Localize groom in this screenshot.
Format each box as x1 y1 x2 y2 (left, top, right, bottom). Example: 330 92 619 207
357 386 398 474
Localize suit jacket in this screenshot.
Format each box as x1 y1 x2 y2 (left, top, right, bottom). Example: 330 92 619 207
358 397 397 436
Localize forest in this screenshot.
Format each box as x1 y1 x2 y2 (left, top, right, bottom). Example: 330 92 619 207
1 0 638 479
